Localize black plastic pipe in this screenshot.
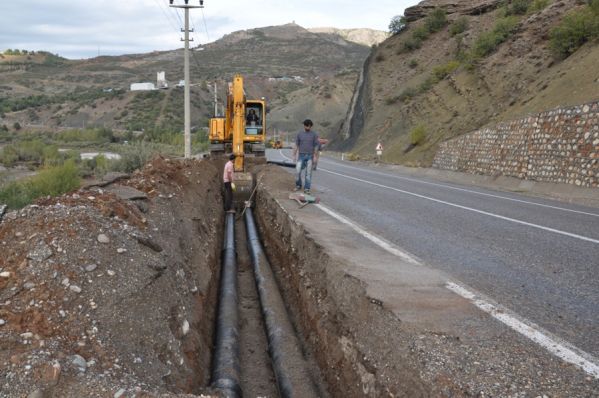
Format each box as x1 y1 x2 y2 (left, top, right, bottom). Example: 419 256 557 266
244 208 319 398
266 160 296 168
211 213 241 398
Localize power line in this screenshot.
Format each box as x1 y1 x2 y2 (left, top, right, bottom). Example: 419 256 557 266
172 7 184 28
151 0 180 35
200 7 211 42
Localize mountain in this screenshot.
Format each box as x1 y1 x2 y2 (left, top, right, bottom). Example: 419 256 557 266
336 0 599 165
308 28 388 47
0 23 370 138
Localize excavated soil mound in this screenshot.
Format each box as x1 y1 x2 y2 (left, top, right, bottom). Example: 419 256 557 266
0 156 223 398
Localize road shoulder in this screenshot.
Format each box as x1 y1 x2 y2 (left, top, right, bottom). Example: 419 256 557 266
255 164 599 396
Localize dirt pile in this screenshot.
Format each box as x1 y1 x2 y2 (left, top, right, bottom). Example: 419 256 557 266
0 156 223 398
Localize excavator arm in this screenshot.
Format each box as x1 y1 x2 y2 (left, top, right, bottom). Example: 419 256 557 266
231 74 246 172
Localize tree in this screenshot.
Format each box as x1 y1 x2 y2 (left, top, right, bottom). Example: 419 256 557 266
389 15 407 35
13 122 21 130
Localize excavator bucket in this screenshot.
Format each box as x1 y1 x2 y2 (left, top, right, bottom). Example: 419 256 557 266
233 172 254 206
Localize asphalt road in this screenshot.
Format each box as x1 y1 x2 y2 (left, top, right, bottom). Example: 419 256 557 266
267 149 599 360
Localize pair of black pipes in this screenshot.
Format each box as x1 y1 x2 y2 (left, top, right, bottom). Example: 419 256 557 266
211 209 318 398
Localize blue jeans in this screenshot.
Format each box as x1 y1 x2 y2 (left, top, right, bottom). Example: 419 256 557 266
295 153 313 190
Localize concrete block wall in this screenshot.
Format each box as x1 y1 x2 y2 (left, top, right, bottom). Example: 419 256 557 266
433 101 599 188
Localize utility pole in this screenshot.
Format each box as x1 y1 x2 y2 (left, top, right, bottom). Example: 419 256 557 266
169 0 204 159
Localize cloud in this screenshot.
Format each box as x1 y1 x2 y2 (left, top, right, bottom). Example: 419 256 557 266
0 0 417 59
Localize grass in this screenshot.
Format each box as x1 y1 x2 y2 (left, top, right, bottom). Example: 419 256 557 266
0 161 80 209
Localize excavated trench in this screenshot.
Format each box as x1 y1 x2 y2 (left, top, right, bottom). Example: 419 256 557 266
177 160 413 397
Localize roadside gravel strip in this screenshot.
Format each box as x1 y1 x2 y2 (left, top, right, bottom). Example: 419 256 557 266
316 202 599 379
256 165 599 396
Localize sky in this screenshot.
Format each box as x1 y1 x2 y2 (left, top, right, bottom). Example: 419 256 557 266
0 0 418 59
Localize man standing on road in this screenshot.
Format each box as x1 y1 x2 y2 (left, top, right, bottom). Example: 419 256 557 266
293 119 319 194
223 154 235 213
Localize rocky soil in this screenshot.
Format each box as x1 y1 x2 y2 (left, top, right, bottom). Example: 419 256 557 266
0 156 223 398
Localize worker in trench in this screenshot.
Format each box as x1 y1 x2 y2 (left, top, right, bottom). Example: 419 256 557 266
293 119 320 195
223 153 235 213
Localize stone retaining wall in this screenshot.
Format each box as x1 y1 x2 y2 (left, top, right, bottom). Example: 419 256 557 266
433 101 599 188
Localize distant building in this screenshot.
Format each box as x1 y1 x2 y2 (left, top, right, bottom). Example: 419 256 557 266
268 76 303 83
130 82 156 91
157 71 168 89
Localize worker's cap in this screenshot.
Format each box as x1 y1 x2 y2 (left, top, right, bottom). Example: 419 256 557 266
229 154 235 160
303 119 313 127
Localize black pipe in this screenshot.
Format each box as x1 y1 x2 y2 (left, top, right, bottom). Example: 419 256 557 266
211 213 241 398
267 160 296 168
244 208 319 398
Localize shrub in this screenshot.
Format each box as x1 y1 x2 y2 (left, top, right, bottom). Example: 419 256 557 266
55 127 115 144
529 0 551 12
389 15 407 35
399 86 419 101
418 76 437 92
408 59 419 68
410 125 427 145
346 153 360 161
0 161 80 209
550 4 599 58
13 122 21 130
449 17 469 36
403 37 423 51
412 25 430 41
375 53 386 62
432 60 461 80
426 8 448 32
110 142 157 173
508 0 532 15
471 16 519 59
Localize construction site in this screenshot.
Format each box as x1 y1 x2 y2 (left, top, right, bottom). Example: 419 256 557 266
2 0 599 397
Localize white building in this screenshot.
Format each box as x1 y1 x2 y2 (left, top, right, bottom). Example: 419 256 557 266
130 82 156 91
157 71 168 89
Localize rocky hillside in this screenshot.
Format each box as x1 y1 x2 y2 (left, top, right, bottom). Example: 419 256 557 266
0 24 370 138
337 0 599 165
307 27 388 47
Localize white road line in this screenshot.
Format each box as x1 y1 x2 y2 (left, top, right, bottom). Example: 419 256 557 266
446 282 599 379
320 168 599 245
315 203 421 265
315 204 599 379
321 159 599 217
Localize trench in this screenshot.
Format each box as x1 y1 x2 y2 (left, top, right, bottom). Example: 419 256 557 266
173 160 403 397
209 207 327 397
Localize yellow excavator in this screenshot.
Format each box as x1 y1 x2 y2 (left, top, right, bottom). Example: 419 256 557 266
209 74 266 202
